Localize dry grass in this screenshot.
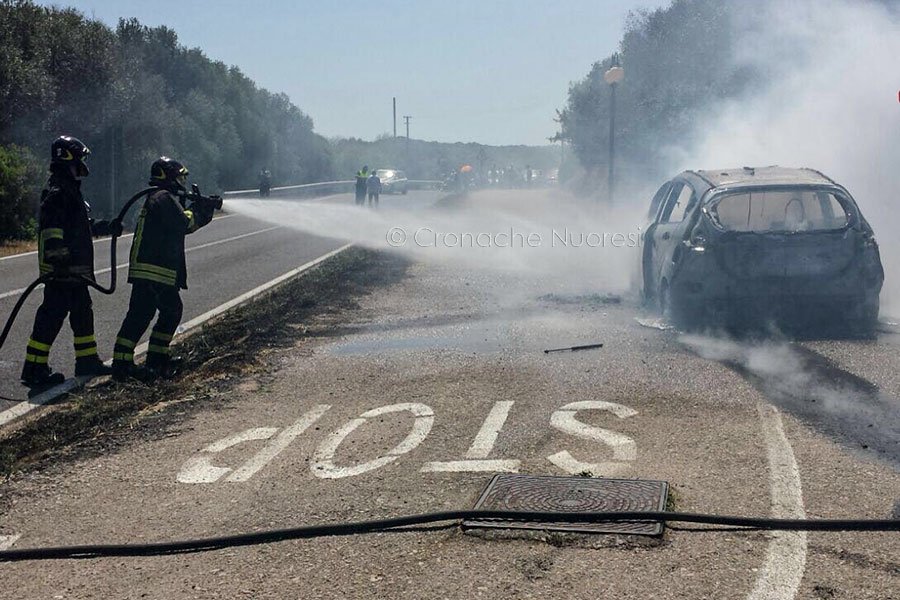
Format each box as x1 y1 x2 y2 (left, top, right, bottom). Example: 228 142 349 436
0 248 410 477
0 240 37 258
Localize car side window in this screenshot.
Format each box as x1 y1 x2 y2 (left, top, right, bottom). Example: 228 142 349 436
660 183 695 223
648 183 671 220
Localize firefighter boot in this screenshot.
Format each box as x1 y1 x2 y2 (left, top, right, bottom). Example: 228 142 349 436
146 353 181 380
21 362 65 387
111 360 153 383
74 356 112 377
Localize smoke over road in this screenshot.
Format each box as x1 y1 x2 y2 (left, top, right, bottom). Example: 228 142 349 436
681 333 900 469
225 189 643 297
671 0 900 314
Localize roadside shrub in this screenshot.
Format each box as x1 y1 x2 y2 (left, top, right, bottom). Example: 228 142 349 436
0 143 42 241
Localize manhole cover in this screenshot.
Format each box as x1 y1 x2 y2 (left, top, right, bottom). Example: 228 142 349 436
464 474 668 536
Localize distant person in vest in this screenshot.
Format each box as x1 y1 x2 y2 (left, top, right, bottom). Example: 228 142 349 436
367 169 382 207
355 165 369 206
259 168 272 197
111 157 218 381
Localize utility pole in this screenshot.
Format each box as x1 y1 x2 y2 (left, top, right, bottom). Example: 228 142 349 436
403 115 412 171
393 97 397 138
603 54 625 203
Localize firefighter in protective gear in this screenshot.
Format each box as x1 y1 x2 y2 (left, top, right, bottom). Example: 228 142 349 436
111 157 217 381
21 136 119 387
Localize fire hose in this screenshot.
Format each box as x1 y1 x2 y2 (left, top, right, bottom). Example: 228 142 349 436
0 509 897 561
0 185 222 352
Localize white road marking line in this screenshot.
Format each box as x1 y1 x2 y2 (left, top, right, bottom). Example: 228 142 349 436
226 405 331 482
0 214 236 262
421 401 521 473
0 224 279 300
0 377 89 428
176 427 278 484
173 243 351 337
0 534 21 550
421 459 520 473
311 403 434 479
465 400 514 459
747 403 807 600
546 400 637 476
0 243 352 429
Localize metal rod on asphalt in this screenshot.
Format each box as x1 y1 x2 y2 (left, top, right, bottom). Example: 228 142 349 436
544 343 604 354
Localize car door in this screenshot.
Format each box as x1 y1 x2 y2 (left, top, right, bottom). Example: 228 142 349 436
647 181 697 295
640 182 672 299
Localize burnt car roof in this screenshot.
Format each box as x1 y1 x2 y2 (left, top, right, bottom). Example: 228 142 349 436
689 166 837 189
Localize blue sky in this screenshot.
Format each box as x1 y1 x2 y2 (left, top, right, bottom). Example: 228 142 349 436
42 0 670 145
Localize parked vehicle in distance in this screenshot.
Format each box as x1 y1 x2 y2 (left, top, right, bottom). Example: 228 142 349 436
376 169 408 194
638 166 884 334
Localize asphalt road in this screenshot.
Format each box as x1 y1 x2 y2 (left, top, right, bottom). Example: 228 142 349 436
0 190 441 411
1 189 898 599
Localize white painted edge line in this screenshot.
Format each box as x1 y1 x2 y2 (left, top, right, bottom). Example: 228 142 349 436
0 243 353 429
0 213 235 263
0 222 276 301
0 534 21 550
747 403 807 600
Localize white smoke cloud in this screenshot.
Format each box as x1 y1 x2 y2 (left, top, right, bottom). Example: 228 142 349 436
671 0 900 314
225 190 643 297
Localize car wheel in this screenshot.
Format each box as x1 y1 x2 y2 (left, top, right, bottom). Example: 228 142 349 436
402 188 408 195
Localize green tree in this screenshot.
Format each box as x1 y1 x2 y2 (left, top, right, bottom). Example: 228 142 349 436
0 144 42 241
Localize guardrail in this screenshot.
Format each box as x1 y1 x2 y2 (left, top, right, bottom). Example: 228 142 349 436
223 179 442 199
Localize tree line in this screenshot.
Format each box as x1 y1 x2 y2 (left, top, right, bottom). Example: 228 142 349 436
555 0 762 199
0 0 334 239
0 1 560 242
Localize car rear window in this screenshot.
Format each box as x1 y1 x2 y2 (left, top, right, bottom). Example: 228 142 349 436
708 189 850 232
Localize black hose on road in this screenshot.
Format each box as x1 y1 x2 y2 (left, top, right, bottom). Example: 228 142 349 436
0 510 897 562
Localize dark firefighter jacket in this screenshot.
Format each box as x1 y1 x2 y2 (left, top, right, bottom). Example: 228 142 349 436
37 173 102 280
128 188 215 289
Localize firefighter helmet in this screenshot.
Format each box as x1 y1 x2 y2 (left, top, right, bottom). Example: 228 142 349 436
50 136 90 178
149 157 189 190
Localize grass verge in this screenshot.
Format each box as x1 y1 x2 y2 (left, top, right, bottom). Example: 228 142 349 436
0 247 409 477
0 240 37 258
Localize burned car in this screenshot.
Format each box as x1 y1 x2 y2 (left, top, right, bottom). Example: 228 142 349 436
639 166 884 333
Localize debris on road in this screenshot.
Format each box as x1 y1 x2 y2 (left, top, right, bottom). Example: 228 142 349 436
543 343 603 354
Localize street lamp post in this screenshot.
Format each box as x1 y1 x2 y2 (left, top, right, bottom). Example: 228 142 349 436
604 55 624 203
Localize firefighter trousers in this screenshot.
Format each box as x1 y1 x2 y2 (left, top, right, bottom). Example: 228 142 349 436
113 281 183 365
25 282 98 365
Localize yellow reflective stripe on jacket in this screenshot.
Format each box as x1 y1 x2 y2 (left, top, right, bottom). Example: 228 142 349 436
73 335 95 345
113 352 134 362
130 269 176 286
41 228 64 242
132 261 176 278
25 354 49 364
150 331 173 342
75 347 98 358
147 344 171 355
130 208 146 268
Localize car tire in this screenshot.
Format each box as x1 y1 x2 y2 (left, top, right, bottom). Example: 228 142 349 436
659 280 672 321
402 188 408 195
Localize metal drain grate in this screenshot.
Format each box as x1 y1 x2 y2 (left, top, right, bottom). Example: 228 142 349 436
464 473 668 536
